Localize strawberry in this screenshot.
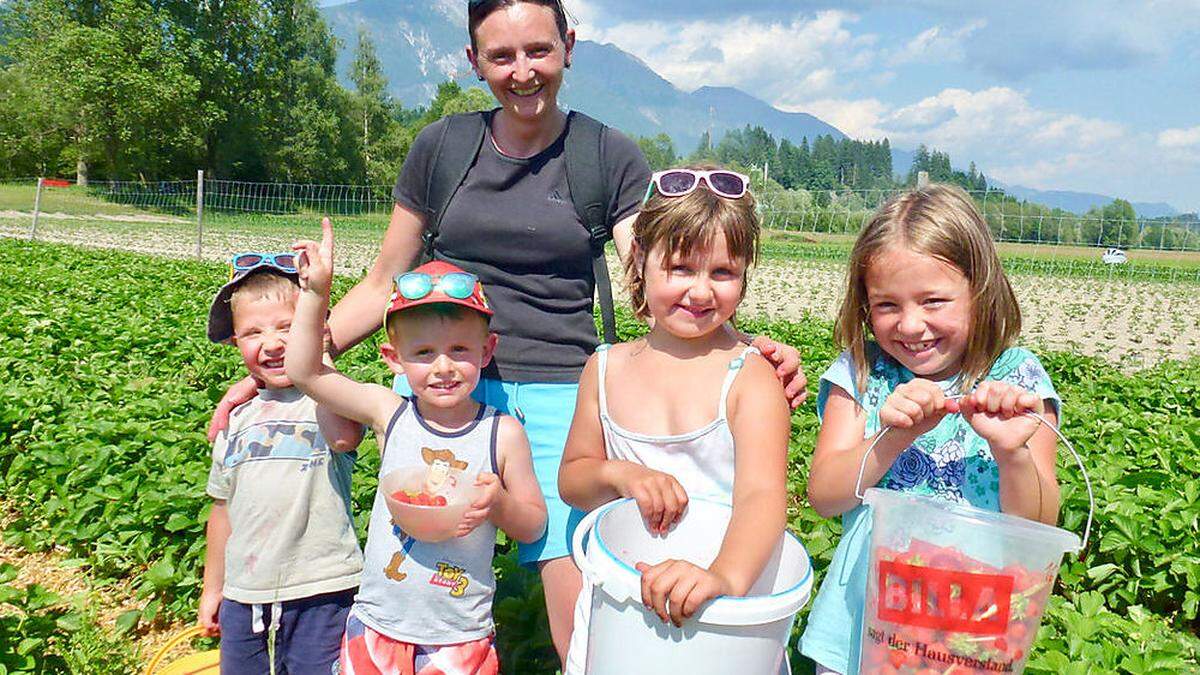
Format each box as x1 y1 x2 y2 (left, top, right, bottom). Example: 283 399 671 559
889 648 906 668
993 637 1008 652
432 495 447 507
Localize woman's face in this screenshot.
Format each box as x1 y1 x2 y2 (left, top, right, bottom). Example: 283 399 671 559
468 2 574 124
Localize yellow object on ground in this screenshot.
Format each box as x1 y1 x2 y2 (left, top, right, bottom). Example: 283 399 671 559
142 625 219 675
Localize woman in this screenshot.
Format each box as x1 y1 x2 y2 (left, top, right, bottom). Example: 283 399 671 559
212 0 808 665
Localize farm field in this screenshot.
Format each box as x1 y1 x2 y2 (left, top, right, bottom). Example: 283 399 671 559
2 239 1200 673
2 182 1198 372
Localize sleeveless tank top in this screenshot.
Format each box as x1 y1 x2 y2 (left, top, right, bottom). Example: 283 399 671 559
595 345 760 505
352 398 501 645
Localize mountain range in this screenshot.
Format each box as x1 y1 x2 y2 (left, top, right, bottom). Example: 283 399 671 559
987 182 1178 218
319 0 1178 218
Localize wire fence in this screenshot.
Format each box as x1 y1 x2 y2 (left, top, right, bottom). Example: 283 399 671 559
1 176 1197 282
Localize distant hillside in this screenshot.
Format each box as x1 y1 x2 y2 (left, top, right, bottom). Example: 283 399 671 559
992 182 1179 218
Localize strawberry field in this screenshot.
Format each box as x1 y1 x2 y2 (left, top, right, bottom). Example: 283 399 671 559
2 238 1200 673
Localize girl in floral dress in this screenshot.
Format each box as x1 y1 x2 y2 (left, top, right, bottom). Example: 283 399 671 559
798 184 1063 674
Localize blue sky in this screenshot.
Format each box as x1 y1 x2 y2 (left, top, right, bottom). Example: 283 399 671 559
328 0 1200 212
570 0 1200 212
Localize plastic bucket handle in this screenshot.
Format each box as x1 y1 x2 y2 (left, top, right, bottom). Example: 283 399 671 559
142 625 211 675
571 498 815 626
852 394 1095 551
571 500 609 587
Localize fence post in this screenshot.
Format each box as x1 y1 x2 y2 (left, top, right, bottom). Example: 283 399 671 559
30 177 44 240
916 171 929 188
195 169 205 259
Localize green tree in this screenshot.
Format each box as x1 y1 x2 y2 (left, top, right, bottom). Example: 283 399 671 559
6 0 201 180
636 133 677 171
255 0 360 183
1080 199 1139 247
350 28 408 185
689 130 716 162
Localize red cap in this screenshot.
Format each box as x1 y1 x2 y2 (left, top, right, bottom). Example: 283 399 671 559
386 260 493 318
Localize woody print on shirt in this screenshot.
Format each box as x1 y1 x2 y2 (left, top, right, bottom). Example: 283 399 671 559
383 447 471 583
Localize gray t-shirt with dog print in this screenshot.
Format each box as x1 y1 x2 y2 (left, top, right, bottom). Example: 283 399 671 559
352 397 501 645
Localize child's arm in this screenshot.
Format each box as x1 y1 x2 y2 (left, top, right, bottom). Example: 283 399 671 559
458 416 548 542
636 355 790 625
558 354 689 533
807 379 950 517
316 403 364 453
288 218 402 435
198 500 229 637
958 381 1060 524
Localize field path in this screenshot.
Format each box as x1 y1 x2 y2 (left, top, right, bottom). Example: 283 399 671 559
0 504 192 670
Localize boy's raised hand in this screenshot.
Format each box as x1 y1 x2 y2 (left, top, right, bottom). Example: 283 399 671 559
957 381 1044 458
880 379 951 440
293 216 335 297
634 559 729 627
457 472 502 537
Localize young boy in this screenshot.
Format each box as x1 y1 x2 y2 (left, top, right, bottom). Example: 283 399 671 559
198 253 364 674
287 219 547 673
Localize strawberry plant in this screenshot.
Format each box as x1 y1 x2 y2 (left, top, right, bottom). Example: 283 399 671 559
2 239 1199 673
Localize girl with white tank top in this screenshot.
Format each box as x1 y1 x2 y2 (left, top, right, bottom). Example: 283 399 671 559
557 166 793 672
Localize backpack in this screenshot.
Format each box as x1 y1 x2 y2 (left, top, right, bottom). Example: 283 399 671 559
420 110 620 344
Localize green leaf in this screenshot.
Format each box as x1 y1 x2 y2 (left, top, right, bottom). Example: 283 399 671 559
115 609 141 634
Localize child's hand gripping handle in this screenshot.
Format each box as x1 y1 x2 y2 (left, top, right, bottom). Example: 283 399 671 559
852 395 1096 551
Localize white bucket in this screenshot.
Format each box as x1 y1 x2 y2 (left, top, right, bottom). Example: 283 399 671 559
571 498 813 675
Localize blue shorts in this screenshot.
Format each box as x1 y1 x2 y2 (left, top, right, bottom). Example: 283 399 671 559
393 376 583 566
218 588 354 675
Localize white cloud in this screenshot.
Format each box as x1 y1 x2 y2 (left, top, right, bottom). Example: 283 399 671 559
586 10 876 103
889 20 985 66
1158 126 1200 148
783 97 890 140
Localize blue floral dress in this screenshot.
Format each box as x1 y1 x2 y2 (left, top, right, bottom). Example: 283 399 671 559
797 345 1060 674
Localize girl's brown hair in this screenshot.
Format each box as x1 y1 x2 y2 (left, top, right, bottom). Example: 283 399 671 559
624 165 760 320
467 0 570 51
835 183 1021 393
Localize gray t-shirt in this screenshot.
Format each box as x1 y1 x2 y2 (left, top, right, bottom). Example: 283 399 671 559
207 387 362 604
393 110 650 383
353 398 501 645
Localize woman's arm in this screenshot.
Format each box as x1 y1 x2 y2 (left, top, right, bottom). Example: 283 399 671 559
326 203 425 357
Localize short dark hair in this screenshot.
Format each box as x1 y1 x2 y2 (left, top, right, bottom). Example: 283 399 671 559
467 0 569 51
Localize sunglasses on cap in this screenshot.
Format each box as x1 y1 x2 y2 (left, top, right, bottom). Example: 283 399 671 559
394 271 480 301
642 169 751 205
228 252 297 280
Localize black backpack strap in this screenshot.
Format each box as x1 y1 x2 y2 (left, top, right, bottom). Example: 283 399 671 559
423 112 488 262
563 111 618 344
